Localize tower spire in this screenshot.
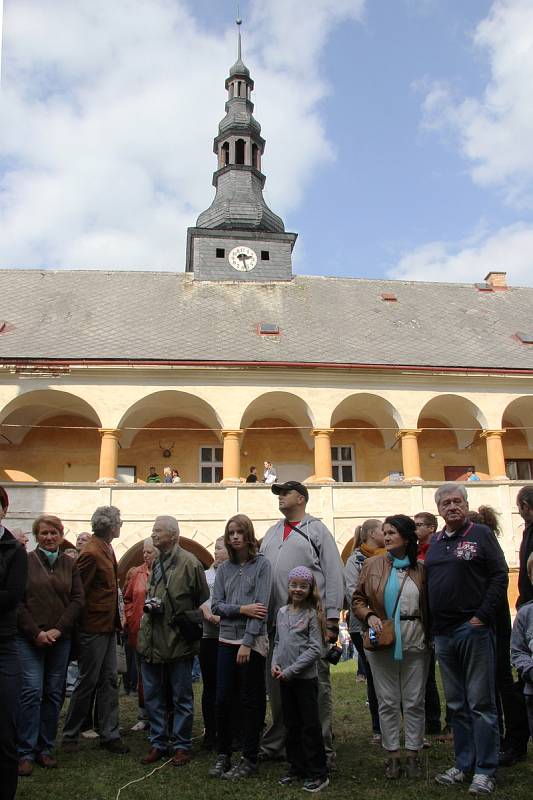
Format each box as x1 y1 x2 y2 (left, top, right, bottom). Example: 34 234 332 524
236 5 242 61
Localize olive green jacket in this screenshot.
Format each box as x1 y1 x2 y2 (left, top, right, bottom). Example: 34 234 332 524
137 544 209 663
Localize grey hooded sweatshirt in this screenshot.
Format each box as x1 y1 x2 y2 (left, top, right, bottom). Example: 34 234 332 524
272 605 324 680
259 514 344 623
211 552 272 648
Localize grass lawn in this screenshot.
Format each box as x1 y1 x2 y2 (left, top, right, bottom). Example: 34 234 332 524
17 660 531 800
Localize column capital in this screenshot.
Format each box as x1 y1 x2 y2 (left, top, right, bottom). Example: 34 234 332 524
98 428 122 440
311 428 335 437
396 429 422 439
221 429 244 438
480 429 506 439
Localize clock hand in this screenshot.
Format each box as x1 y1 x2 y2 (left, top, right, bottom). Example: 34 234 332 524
237 253 251 269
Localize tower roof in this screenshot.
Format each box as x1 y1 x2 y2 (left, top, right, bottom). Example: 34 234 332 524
229 15 250 77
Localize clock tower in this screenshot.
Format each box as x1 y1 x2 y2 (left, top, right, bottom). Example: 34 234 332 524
185 19 297 281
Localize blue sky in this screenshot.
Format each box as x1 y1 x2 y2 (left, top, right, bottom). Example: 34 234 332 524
1 0 533 285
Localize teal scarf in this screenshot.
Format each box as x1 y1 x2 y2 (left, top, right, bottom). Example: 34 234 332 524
384 554 410 661
38 546 60 567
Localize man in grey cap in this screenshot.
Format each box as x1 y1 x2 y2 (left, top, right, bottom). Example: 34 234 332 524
259 481 344 766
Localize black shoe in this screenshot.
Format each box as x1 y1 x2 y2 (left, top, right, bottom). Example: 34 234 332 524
100 739 130 755
209 755 231 778
221 757 258 780
498 748 527 768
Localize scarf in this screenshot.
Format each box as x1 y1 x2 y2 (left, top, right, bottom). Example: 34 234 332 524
38 546 60 567
383 554 410 661
360 543 387 559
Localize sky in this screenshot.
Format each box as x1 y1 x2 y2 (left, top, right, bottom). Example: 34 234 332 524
1 0 533 286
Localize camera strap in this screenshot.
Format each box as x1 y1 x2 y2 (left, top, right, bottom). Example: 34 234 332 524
285 519 320 560
158 556 179 617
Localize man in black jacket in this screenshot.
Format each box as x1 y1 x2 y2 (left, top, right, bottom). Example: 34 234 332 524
516 485 533 609
425 483 508 795
0 486 28 800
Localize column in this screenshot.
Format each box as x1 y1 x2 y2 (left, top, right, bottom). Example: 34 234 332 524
311 428 335 483
397 429 422 482
221 430 243 484
481 429 508 479
97 429 121 484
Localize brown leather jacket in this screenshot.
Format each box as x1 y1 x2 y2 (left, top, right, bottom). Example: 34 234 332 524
77 535 120 634
352 554 429 638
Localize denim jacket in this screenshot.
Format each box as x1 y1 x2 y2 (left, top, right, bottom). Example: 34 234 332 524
211 553 271 648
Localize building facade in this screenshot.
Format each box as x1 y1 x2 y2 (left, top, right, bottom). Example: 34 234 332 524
1 29 532 574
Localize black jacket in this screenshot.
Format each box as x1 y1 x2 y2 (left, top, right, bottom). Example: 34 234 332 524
517 521 533 609
0 527 28 639
425 520 508 634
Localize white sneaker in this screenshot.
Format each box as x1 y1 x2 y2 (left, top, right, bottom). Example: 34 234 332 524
435 767 467 785
469 775 495 795
81 729 99 740
130 720 147 732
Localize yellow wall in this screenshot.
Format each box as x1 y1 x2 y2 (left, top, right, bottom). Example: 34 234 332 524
0 414 99 482
119 417 221 483
331 419 402 481
241 418 313 480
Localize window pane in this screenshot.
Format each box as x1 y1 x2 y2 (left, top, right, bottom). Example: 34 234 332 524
331 447 339 461
215 448 223 463
341 447 352 462
332 465 339 482
505 460 518 480
200 447 212 463
214 466 223 483
201 467 212 483
517 461 533 480
342 465 353 482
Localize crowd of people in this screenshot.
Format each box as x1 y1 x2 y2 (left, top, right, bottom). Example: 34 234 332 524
0 480 532 799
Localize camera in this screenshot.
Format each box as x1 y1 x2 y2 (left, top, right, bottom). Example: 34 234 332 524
143 597 164 615
324 644 343 665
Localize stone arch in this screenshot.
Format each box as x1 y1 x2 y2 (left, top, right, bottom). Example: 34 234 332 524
329 393 403 482
118 537 213 585
417 394 489 481
240 392 315 483
118 391 223 483
0 389 101 482
502 396 533 449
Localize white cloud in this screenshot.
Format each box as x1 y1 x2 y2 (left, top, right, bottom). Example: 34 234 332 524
0 0 365 270
389 221 533 286
420 0 533 207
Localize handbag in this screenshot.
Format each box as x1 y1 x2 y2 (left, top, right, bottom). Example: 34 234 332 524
362 571 409 651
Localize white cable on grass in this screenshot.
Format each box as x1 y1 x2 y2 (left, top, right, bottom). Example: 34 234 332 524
115 759 172 800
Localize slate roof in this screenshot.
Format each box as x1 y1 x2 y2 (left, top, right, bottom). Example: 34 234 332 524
1 269 532 370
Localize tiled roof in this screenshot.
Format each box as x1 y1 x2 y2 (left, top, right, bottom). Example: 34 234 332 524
1 269 533 370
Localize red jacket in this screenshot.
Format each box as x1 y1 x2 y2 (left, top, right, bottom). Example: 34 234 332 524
123 563 150 648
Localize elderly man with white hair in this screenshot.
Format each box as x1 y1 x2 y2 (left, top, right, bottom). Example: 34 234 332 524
137 516 209 767
425 484 508 795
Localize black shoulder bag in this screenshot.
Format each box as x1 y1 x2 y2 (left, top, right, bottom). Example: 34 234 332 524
286 519 320 559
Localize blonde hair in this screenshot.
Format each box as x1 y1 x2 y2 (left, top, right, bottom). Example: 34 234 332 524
353 518 382 550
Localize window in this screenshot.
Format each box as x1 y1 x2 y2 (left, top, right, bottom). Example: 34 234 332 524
199 446 223 483
235 138 245 164
261 251 270 261
221 141 229 166
331 445 355 482
252 143 259 169
117 465 136 484
505 459 533 480
216 248 225 258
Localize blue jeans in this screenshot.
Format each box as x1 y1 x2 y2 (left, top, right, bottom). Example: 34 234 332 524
141 658 193 752
435 622 499 776
17 635 71 759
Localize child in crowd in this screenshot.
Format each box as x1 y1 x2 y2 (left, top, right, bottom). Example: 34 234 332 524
272 566 329 793
511 553 533 740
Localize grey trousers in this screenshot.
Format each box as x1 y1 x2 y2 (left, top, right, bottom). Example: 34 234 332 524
62 632 120 744
366 648 429 752
261 633 333 759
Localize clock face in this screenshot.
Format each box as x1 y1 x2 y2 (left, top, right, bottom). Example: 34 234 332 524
228 245 258 272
